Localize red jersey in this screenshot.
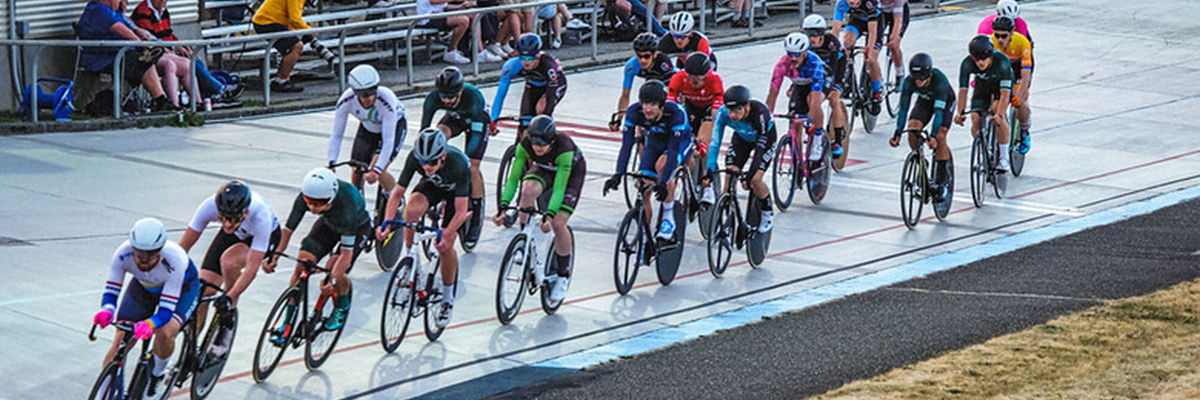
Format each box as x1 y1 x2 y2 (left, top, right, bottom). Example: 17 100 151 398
667 70 724 111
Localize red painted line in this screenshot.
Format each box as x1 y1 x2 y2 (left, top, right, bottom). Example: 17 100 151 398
205 146 1200 392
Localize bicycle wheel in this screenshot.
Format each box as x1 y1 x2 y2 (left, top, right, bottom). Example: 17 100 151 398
707 194 735 278
459 198 482 253
1009 108 1026 177
541 227 573 315
423 261 448 342
381 258 416 353
191 309 236 400
305 285 350 371
154 325 190 400
899 152 924 229
252 286 301 383
771 136 797 211
807 134 832 205
88 362 123 400
613 208 643 295
884 58 900 118
497 144 516 227
844 69 861 136
988 128 1006 199
832 102 852 172
495 233 530 325
621 143 642 210
128 356 150 400
859 65 878 134
969 134 988 208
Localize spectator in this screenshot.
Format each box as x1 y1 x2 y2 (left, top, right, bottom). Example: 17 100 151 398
417 0 504 64
77 0 177 112
727 0 762 27
489 0 526 58
252 0 338 93
533 4 588 49
131 0 243 106
610 0 666 36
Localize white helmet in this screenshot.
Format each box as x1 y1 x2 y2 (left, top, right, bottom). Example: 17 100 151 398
784 33 810 53
130 218 167 251
301 167 339 200
668 12 694 35
802 14 827 31
348 64 380 92
996 0 1019 19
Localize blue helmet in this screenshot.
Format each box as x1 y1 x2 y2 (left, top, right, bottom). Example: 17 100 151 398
517 33 542 57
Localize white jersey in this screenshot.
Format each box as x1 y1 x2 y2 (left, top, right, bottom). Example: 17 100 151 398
877 0 906 13
329 86 407 173
104 241 196 326
187 191 280 253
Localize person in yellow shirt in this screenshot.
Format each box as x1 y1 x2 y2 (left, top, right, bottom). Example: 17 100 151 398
252 0 337 92
991 16 1033 153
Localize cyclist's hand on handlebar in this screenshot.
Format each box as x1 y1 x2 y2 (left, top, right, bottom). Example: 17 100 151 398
954 113 966 126
375 225 390 241
888 133 902 148
365 170 380 185
435 232 455 253
990 113 1005 126
603 174 622 196
608 112 623 132
927 136 939 150
489 121 500 136
492 212 506 227
540 217 553 233
701 169 713 186
94 309 114 329
262 253 279 274
133 320 154 340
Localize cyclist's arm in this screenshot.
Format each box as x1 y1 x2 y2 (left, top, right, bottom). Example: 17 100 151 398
421 92 439 130
466 87 491 136
930 97 949 137
997 56 1014 111
709 75 725 116
385 155 419 222
707 109 728 172
102 250 127 311
148 250 190 329
616 109 639 175
546 151 575 216
444 196 471 238
697 36 712 55
180 196 217 252
895 78 914 132
492 58 521 121
746 109 773 174
329 91 355 166
619 57 639 113
766 57 788 112
376 96 401 173
865 20 879 54
666 73 682 103
500 144 530 206
660 114 689 185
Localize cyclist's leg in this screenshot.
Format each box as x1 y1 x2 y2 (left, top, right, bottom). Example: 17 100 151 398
375 118 407 192
840 25 860 53
748 128 776 201
436 193 461 292
866 21 883 91
517 170 548 226
551 159 584 272
520 85 544 136
350 123 382 185
993 97 1011 145
640 136 668 223
104 281 155 365
402 185 433 247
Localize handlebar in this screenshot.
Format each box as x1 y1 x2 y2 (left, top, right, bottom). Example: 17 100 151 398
89 321 136 342
498 205 546 217
963 107 992 117
330 160 370 170
387 220 444 242
198 279 228 303
773 113 812 124
267 251 326 272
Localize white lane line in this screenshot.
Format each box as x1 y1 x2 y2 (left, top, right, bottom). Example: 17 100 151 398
0 289 104 307
887 287 1105 302
837 177 1086 216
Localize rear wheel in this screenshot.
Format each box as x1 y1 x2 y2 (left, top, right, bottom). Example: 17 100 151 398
900 152 925 229
860 66 878 134
541 227 573 315
613 208 643 295
252 286 301 383
423 260 449 342
381 258 416 353
87 362 122 400
305 286 350 370
707 194 735 278
884 57 901 118
1009 108 1026 177
374 187 402 272
771 136 797 211
191 309 236 400
496 234 530 325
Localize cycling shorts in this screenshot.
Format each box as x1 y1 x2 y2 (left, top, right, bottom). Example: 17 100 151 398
200 226 281 275
439 113 489 160
116 270 200 327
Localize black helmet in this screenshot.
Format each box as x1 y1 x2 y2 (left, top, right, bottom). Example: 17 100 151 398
991 15 1015 32
435 67 464 97
633 32 659 53
683 52 712 76
638 80 668 106
517 33 542 57
216 180 251 218
908 53 933 80
722 85 751 109
968 35 994 60
527 115 557 146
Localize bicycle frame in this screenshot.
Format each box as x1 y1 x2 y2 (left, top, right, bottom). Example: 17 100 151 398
88 321 152 400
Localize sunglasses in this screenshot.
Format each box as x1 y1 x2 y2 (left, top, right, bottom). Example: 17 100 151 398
133 248 160 263
787 51 807 58
994 33 1010 39
303 195 331 207
635 52 654 60
354 88 375 98
219 213 245 224
520 55 536 62
438 91 459 100
804 29 825 37
671 33 688 39
421 157 443 167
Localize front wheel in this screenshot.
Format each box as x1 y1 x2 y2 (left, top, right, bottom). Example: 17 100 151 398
305 286 351 371
771 136 797 211
87 362 123 400
381 258 416 353
806 134 832 205
252 286 302 383
613 208 643 295
884 59 901 118
497 144 516 227
496 234 531 325
899 152 925 229
707 194 736 278
969 135 988 208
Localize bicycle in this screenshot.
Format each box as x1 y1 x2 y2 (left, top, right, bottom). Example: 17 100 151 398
379 220 456 353
494 205 575 324
771 113 832 211
1007 101 1027 177
843 39 878 135
610 171 689 295
332 160 406 271
898 128 953 229
706 168 772 277
87 322 157 400
966 107 1008 208
251 251 353 382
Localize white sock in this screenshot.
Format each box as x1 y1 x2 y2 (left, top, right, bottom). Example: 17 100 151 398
441 282 455 305
153 354 168 377
999 144 1009 156
663 201 674 212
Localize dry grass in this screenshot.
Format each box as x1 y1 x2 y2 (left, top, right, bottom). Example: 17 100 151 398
807 279 1200 400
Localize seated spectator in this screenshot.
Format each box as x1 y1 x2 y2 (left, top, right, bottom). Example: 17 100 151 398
77 0 177 112
533 4 587 49
417 0 503 64
608 0 666 36
727 0 762 27
131 0 243 106
252 0 338 93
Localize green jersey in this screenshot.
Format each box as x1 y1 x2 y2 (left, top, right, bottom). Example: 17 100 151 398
285 181 371 246
398 146 473 197
421 83 491 135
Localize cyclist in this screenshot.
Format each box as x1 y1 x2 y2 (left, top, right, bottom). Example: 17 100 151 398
978 0 1033 48
495 116 585 302
831 0 883 115
704 85 776 233
765 32 829 159
802 14 850 159
378 128 472 328
667 52 724 181
612 32 677 131
424 66 491 243
890 53 957 202
659 12 718 71
178 180 280 356
491 33 568 135
605 81 692 241
879 0 908 83
328 64 407 196
954 35 1014 173
989 16 1034 153
94 218 200 398
269 168 371 332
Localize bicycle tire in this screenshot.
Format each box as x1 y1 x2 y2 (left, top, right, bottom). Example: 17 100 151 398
1008 108 1026 177
541 226 573 315
899 152 924 229
934 157 954 221
88 362 123 400
771 136 797 211
845 68 861 136
987 123 1006 199
884 58 900 118
859 67 878 134
807 134 832 205
423 261 449 342
495 233 530 325
305 285 350 371
497 144 516 227
970 134 988 208
381 258 416 353
252 286 301 383
613 207 643 295
707 194 735 278
459 198 482 253
191 309 236 400
128 355 150 400
832 101 851 172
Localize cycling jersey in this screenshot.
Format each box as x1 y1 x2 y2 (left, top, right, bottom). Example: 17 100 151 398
896 68 955 134
501 134 586 216
619 101 692 185
667 70 725 112
709 101 775 173
285 182 370 250
103 241 199 329
978 15 1034 47
769 52 826 93
834 0 880 23
876 0 905 13
990 31 1033 72
397 146 473 198
657 32 717 69
810 33 847 92
623 53 677 90
187 191 280 253
330 86 406 173
492 52 567 122
422 83 491 159
959 50 1014 91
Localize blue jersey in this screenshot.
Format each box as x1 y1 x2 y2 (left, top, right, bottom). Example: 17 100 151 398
834 0 881 22
622 53 677 90
709 101 776 172
492 52 566 121
618 101 691 184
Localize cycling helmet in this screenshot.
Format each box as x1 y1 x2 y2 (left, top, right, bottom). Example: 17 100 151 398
722 85 751 109
638 80 668 106
908 53 933 80
301 167 339 201
216 180 251 217
802 14 827 36
992 16 1016 33
348 64 380 93
684 52 712 76
130 218 167 251
996 0 1019 19
413 127 448 163
435 67 464 96
969 35 994 60
633 32 659 53
784 32 810 54
516 33 542 57
668 12 694 36
526 115 557 146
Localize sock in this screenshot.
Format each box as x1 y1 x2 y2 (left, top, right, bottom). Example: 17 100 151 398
152 354 168 377
663 200 674 212
999 144 1010 161
273 77 288 85
871 80 881 94
1021 111 1032 132
282 303 296 325
441 282 455 305
556 253 572 277
760 196 773 212
334 292 350 310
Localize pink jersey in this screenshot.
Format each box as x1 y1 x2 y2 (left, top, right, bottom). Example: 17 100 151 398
978 15 1033 46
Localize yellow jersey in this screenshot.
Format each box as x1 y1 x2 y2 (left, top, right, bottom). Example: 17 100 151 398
252 0 310 31
991 32 1033 70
